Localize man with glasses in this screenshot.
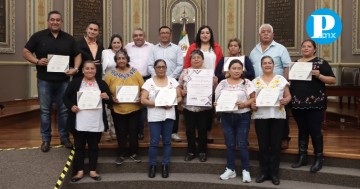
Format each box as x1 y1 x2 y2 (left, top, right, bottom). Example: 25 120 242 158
125 28 154 140
148 26 184 142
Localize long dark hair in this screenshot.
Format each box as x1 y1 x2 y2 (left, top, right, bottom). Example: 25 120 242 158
195 25 215 50
108 34 124 50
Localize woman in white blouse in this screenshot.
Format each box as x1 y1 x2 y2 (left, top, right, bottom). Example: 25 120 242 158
215 59 255 183
251 56 291 186
141 59 182 178
101 34 123 140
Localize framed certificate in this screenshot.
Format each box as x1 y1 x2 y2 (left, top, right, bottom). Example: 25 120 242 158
116 86 139 103
216 91 238 112
77 90 101 110
223 56 245 71
256 88 280 107
289 62 313 81
155 88 177 107
47 54 70 72
186 69 213 107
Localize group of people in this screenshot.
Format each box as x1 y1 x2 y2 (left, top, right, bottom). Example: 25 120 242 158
23 10 336 185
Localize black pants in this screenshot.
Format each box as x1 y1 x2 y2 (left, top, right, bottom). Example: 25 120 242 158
172 106 179 134
255 119 285 177
282 106 290 141
112 110 140 156
292 109 324 154
73 130 102 172
183 109 212 154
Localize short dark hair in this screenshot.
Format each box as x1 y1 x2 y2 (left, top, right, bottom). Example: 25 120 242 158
158 26 172 33
154 59 167 67
227 38 242 49
261 55 274 65
114 49 130 67
108 34 123 49
189 49 204 60
86 21 101 29
47 10 62 21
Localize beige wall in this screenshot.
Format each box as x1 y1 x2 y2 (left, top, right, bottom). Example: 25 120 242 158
0 0 359 101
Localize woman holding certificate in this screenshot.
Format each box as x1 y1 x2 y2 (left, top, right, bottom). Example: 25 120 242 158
63 60 112 182
101 34 124 141
290 39 336 172
214 59 255 182
105 49 144 164
141 59 182 178
215 38 255 81
251 56 291 185
179 49 217 162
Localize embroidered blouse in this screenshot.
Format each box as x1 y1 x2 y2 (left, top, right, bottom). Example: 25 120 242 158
290 57 335 110
252 75 289 119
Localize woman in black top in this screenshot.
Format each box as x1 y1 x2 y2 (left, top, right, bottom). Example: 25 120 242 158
290 39 336 172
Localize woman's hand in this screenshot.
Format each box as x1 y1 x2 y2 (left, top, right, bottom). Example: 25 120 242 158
71 105 80 113
213 102 217 107
100 92 109 100
250 101 257 111
280 98 290 105
213 76 219 84
181 89 187 97
236 101 246 109
112 96 119 103
311 70 321 78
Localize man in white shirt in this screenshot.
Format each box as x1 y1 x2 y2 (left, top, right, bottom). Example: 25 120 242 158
125 28 154 140
148 26 184 142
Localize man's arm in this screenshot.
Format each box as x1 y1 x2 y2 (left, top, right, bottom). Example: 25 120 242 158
171 47 184 79
23 48 39 65
65 53 82 76
147 49 156 77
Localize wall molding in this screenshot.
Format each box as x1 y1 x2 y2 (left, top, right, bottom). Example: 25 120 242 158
0 0 15 53
352 0 360 54
256 0 304 56
26 0 53 40
0 61 30 65
122 0 149 44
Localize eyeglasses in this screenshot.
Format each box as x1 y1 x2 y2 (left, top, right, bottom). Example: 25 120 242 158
155 66 167 70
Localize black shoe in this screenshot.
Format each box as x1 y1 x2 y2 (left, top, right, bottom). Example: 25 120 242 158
115 156 125 165
291 153 308 168
61 139 74 149
41 141 50 152
138 133 144 140
162 165 169 178
198 153 207 162
71 176 83 182
148 165 156 178
271 176 280 185
255 174 269 183
129 154 142 163
310 154 324 172
184 153 195 161
90 175 102 181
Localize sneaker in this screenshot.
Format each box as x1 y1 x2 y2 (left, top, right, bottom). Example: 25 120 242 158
129 154 142 163
220 168 236 180
171 133 182 142
242 170 251 183
115 156 125 165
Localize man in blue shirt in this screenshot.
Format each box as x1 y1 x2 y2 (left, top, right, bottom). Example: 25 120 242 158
249 23 292 149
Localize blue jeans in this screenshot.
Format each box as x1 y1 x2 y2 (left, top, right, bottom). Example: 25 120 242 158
37 79 68 142
221 112 251 171
148 119 174 166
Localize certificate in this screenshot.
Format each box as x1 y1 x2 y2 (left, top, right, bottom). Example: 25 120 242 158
289 62 313 81
116 86 139 103
223 56 245 71
155 88 177 107
47 54 70 72
186 69 213 106
216 91 238 112
77 90 101 110
256 88 280 107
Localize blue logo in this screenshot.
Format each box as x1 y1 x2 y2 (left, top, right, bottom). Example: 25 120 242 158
306 8 342 45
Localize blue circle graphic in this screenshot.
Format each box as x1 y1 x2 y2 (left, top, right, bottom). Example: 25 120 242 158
306 8 342 45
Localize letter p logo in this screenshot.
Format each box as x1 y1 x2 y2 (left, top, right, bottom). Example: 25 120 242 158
306 8 342 44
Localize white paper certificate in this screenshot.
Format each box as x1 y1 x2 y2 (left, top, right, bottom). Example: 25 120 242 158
216 91 238 112
155 88 177 107
289 62 313 81
47 54 70 72
256 88 280 107
186 69 213 106
116 86 139 103
77 90 101 110
223 56 245 71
